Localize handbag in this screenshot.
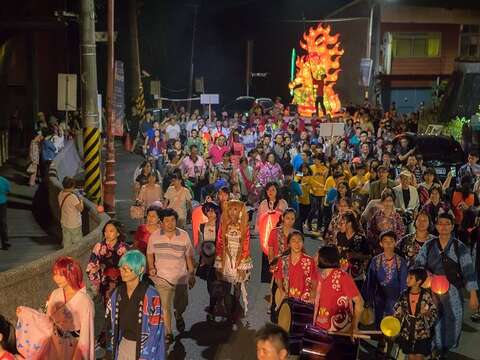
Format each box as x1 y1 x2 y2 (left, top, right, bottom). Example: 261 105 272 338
26 162 37 174
130 203 145 219
360 306 375 326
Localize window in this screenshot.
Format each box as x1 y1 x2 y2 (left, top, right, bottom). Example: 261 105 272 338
391 33 441 58
460 25 480 58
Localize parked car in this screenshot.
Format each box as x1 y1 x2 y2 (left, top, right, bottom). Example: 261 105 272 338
223 96 274 116
393 132 465 183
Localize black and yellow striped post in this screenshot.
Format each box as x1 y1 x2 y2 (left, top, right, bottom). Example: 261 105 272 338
135 85 146 122
83 127 102 204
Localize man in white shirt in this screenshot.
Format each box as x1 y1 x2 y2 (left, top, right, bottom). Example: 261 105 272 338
165 117 181 141
58 176 83 247
147 208 195 343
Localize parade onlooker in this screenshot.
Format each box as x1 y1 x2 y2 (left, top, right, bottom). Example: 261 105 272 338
163 173 192 227
367 190 405 253
147 208 195 344
137 173 162 210
58 176 84 248
0 176 10 251
27 131 42 186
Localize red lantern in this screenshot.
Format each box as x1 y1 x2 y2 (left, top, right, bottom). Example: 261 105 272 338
258 210 282 255
431 275 450 295
191 206 208 248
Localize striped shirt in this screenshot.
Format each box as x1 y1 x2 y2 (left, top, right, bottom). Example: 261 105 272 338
147 228 194 285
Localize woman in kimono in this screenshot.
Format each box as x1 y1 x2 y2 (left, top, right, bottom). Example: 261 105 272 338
414 213 479 358
257 182 288 284
267 208 296 319
215 200 253 317
362 230 408 328
16 256 95 360
86 220 129 305
106 250 165 360
313 246 364 333
335 211 370 289
396 210 434 268
367 190 405 254
274 230 317 303
392 267 438 359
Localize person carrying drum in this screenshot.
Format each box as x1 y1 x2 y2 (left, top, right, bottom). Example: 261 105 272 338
313 245 364 333
274 230 317 305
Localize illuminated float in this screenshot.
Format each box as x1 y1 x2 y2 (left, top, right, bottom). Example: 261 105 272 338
289 24 344 117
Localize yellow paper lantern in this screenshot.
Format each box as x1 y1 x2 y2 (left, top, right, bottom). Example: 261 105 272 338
380 316 401 337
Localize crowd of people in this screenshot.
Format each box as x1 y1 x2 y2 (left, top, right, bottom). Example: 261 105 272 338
1 100 480 360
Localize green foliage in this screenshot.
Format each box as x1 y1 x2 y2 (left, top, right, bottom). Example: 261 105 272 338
444 116 470 141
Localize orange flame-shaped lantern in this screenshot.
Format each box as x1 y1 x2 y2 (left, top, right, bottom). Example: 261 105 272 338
431 275 450 295
289 24 344 117
258 210 282 255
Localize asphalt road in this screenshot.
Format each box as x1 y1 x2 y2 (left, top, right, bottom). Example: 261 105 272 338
113 144 479 360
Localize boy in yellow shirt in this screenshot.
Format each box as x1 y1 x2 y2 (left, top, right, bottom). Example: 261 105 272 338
349 162 368 196
309 154 328 231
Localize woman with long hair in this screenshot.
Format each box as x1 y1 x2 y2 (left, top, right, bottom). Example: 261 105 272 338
257 182 288 284
324 197 353 245
267 208 297 319
86 220 128 305
16 257 94 359
274 231 317 304
215 200 253 319
336 211 369 288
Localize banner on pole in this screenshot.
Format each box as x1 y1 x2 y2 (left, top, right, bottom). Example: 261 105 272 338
113 61 125 136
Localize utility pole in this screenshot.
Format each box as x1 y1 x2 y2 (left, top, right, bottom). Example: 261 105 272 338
104 0 116 215
187 4 198 113
127 0 143 125
80 0 102 204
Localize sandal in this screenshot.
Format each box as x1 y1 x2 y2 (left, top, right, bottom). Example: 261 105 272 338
175 315 186 333
165 333 174 345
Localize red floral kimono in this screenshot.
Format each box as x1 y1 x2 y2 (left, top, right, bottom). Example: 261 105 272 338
314 269 360 331
275 253 317 302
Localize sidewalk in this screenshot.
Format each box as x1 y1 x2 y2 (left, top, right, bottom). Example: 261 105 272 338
0 154 57 272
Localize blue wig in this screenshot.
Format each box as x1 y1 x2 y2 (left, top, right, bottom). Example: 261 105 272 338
118 250 146 280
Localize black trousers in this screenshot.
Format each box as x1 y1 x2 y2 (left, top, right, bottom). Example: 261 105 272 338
315 95 327 116
0 203 8 246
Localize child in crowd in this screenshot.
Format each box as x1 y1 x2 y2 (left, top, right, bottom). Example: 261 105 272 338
0 315 15 360
393 268 438 359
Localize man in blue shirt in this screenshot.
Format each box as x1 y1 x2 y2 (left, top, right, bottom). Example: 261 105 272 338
0 176 10 250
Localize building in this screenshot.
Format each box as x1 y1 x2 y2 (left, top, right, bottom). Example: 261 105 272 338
326 1 480 114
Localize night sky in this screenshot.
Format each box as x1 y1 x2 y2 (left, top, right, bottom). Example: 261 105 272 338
128 0 352 106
